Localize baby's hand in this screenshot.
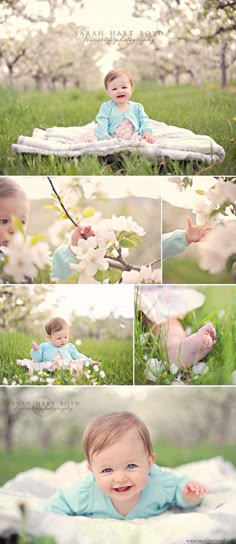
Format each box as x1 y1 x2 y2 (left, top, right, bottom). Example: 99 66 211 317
70 225 95 248
142 132 155 144
185 217 212 244
31 341 39 351
182 481 208 504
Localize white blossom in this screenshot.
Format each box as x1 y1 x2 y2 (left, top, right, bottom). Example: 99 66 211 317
122 266 161 284
4 233 38 282
99 370 105 378
192 198 215 226
168 176 184 191
170 363 178 374
145 358 166 381
199 221 236 274
192 362 208 375
93 365 99 372
106 215 145 237
95 229 116 247
206 179 236 206
31 242 51 268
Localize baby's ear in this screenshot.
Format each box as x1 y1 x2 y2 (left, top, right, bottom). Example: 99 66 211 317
148 452 156 468
86 462 92 472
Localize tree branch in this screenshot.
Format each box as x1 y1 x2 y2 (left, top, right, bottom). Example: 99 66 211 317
47 176 77 227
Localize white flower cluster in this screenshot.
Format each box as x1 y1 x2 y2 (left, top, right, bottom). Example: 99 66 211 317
192 179 236 275
70 215 146 283
3 232 50 283
122 266 161 284
198 221 236 274
193 179 236 226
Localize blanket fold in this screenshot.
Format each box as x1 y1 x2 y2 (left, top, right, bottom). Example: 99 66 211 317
12 120 225 163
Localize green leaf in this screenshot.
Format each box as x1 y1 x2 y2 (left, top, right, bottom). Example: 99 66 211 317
30 235 46 245
12 216 25 236
43 205 62 212
119 239 137 248
82 207 96 219
195 190 206 195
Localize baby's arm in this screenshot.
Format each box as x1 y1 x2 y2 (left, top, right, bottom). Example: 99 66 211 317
181 481 208 505
52 225 95 281
162 217 212 260
137 103 155 143
30 342 44 362
68 343 91 361
95 102 111 140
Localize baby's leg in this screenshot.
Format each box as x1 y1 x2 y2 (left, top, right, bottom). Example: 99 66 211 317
150 318 216 369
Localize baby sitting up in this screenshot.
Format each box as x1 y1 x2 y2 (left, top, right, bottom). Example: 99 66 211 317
31 317 93 370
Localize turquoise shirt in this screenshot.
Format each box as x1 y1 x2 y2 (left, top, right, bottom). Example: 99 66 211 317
30 342 91 363
43 464 201 519
95 100 153 140
52 230 188 282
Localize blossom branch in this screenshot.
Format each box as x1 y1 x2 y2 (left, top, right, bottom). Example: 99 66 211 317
47 176 78 227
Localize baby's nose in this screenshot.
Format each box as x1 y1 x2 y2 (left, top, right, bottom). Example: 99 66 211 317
114 471 128 484
7 223 14 235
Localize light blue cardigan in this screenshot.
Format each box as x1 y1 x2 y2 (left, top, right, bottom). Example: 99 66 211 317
43 463 201 519
30 342 91 363
95 100 153 140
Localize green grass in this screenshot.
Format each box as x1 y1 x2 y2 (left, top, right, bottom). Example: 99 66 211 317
135 285 236 385
163 257 233 284
0 331 133 385
0 442 235 486
0 82 235 175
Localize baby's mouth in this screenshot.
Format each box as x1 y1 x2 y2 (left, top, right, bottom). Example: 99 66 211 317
117 94 126 98
114 486 132 493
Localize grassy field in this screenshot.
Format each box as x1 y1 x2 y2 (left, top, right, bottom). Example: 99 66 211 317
135 285 236 385
0 82 235 175
163 257 233 284
0 332 133 385
0 441 235 486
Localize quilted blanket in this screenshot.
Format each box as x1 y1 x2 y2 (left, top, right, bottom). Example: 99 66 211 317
12 121 225 163
0 457 235 544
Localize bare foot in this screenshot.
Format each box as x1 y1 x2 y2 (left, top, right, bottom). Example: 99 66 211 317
168 322 216 368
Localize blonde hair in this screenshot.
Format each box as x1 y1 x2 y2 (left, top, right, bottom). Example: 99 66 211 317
83 411 153 463
0 177 27 200
45 317 68 336
104 69 134 90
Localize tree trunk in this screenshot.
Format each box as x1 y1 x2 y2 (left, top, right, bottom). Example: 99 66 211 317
220 42 227 88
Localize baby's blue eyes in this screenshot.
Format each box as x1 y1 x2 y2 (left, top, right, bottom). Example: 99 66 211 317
0 218 26 226
102 464 137 473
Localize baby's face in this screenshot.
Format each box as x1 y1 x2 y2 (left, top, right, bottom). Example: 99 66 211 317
0 196 28 247
49 327 69 347
89 429 155 514
106 75 133 105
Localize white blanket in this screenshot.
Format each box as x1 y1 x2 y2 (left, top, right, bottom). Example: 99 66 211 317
0 457 235 543
12 121 225 163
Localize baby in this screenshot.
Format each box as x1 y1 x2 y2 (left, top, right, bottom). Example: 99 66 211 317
44 411 208 518
95 69 155 143
0 177 29 252
0 177 94 283
31 317 92 366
